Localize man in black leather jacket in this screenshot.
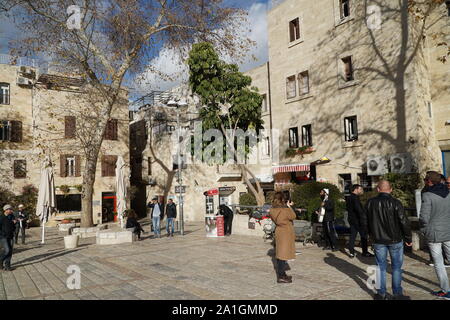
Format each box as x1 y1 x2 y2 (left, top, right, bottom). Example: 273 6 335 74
346 184 373 258
362 180 412 300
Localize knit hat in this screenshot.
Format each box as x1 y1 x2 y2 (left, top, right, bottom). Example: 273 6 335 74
3 204 12 211
322 188 329 195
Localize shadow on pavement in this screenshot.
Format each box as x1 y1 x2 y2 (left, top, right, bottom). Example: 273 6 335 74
13 247 84 268
323 252 376 298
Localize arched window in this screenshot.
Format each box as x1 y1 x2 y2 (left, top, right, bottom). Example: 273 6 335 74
0 83 10 105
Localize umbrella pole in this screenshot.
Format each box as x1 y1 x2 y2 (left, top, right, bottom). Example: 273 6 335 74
41 222 45 244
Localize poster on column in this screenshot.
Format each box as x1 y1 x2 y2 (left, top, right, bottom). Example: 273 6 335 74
205 215 225 237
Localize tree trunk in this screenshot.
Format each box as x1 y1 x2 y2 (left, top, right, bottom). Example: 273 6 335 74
239 164 266 206
81 161 95 227
395 73 407 153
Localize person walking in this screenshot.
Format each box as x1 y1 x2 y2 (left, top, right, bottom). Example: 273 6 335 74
346 185 373 258
362 180 412 300
315 189 338 252
423 173 450 267
269 192 296 283
0 205 17 271
14 204 28 245
148 197 164 238
419 171 450 299
125 209 144 240
165 198 177 237
219 204 234 236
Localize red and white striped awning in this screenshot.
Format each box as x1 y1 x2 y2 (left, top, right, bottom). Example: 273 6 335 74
272 164 310 174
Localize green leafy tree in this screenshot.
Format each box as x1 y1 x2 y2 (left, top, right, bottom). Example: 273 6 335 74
291 182 345 222
187 42 266 205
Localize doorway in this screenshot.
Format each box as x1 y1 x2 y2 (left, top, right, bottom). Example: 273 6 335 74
102 192 116 223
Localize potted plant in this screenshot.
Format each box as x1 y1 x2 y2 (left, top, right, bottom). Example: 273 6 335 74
285 148 297 158
61 218 73 224
297 146 315 155
59 185 71 195
64 234 79 249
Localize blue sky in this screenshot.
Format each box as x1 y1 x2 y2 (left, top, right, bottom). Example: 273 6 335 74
0 0 272 96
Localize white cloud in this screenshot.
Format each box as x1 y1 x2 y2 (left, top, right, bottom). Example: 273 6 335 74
133 1 269 95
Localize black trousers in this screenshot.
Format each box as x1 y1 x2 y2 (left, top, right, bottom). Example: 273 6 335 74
322 221 338 250
348 224 368 255
0 237 14 268
224 214 233 235
15 226 26 244
277 259 287 277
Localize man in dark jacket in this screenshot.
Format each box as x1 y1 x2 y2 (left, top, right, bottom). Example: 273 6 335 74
219 204 234 236
0 204 17 271
148 197 164 238
165 199 177 237
346 184 373 258
362 180 412 300
315 189 338 252
420 171 450 299
14 204 28 245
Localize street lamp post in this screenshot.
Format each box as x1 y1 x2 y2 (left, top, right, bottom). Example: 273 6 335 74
168 98 187 236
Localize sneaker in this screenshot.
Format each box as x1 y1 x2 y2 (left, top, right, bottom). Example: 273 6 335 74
432 290 450 299
277 275 292 284
374 294 389 300
349 253 355 258
428 261 435 267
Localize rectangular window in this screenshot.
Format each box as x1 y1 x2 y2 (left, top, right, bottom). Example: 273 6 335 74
262 136 270 156
13 160 26 179
339 173 352 196
101 155 117 177
342 56 354 81
340 0 350 19
261 94 268 112
446 1 450 16
302 124 312 147
344 116 358 141
66 156 76 177
289 18 301 42
289 127 299 148
0 120 11 141
443 151 450 178
167 125 176 132
0 83 10 105
286 75 296 99
56 194 82 212
358 173 373 192
298 71 310 95
65 116 76 139
104 119 118 140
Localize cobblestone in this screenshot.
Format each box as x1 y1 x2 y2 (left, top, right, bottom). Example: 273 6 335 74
0 220 445 300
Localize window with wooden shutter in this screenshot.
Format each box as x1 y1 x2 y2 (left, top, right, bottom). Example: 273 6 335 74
289 18 300 42
60 155 67 177
13 160 26 178
0 120 11 141
342 56 354 81
65 116 76 139
10 121 22 142
104 119 118 140
102 155 117 177
286 75 296 99
75 155 81 177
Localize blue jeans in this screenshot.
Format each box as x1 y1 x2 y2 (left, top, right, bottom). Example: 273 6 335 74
166 218 175 235
0 237 14 268
374 241 404 296
152 216 161 236
429 241 450 292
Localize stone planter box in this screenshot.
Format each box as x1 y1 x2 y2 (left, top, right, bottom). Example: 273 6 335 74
64 235 79 249
231 214 265 237
59 223 76 232
96 229 136 245
72 225 108 239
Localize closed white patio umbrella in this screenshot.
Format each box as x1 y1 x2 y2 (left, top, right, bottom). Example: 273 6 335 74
115 156 128 228
36 156 56 244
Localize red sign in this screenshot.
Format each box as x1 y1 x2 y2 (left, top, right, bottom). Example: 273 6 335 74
207 189 219 196
216 215 225 237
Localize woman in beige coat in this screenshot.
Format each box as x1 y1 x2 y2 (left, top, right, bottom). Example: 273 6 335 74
269 192 297 283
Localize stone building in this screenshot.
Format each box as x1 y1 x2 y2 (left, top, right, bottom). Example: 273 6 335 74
0 57 130 225
255 0 450 194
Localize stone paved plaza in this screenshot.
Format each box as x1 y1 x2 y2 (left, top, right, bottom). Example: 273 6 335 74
0 219 445 300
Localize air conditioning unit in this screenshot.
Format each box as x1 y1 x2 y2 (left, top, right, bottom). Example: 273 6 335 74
19 66 35 77
367 155 388 176
17 76 33 86
390 153 413 174
148 177 157 185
